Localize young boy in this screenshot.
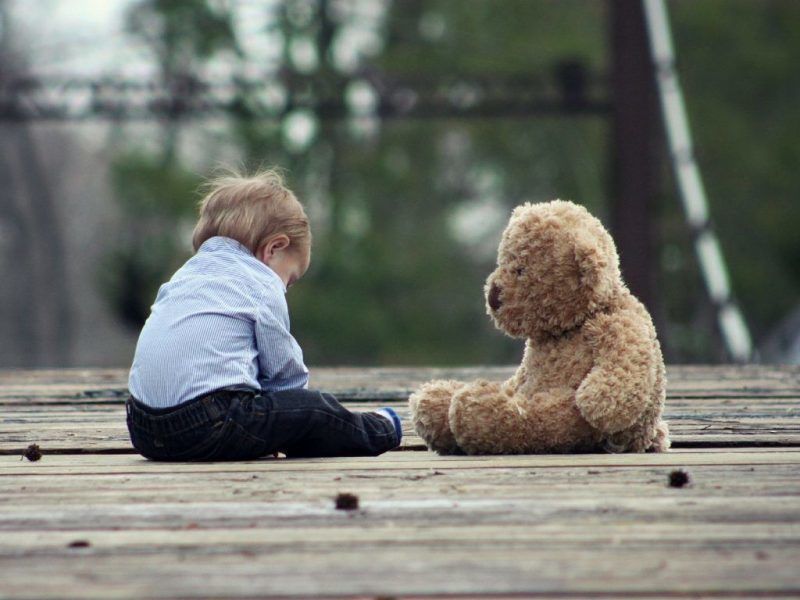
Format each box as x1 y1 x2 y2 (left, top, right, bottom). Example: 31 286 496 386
126 169 402 461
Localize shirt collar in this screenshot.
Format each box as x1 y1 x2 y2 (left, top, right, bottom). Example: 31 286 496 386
198 236 287 293
198 235 252 255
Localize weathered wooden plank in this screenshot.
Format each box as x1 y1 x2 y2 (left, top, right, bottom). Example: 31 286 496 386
3 394 800 455
0 364 793 384
4 425 800 453
1 543 798 598
3 522 799 550
2 365 800 405
2 462 799 511
3 449 799 477
0 522 798 599
4 396 798 413
4 478 799 514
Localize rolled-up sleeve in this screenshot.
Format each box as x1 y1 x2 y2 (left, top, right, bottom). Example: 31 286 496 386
254 289 309 391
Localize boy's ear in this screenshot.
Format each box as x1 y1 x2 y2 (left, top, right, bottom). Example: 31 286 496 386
258 235 290 262
271 235 290 252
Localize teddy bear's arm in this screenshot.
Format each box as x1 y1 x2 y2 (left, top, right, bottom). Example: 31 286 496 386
574 310 657 434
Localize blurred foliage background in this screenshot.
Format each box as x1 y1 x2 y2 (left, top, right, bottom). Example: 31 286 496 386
1 0 798 367
79 0 800 364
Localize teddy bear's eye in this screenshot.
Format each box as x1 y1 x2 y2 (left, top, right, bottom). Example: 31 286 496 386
515 267 526 276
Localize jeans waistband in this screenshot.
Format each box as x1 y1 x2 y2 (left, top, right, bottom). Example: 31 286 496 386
126 388 252 436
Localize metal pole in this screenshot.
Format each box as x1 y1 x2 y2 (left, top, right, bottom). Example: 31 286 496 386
610 0 660 319
642 0 752 362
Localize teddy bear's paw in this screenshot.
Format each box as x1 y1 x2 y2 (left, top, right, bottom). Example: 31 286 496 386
575 367 650 435
409 380 464 455
648 420 671 452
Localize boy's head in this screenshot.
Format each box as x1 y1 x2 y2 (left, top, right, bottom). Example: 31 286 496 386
192 168 311 287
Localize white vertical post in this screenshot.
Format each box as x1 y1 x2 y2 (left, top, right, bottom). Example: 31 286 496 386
642 0 753 362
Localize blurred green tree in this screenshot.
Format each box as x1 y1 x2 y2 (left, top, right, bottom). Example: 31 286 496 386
102 0 800 364
229 0 609 365
102 0 238 327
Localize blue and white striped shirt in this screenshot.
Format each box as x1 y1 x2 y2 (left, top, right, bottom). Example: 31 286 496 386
128 236 309 408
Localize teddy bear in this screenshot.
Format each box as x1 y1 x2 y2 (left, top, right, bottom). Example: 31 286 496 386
409 200 670 454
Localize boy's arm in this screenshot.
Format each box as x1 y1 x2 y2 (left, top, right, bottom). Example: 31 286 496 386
254 291 309 391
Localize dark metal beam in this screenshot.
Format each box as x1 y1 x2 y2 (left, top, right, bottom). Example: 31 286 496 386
610 0 661 318
0 74 611 122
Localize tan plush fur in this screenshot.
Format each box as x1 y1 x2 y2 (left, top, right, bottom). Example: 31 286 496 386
409 200 670 454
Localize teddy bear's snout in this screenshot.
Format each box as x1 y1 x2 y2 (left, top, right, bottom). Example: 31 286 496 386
488 283 503 312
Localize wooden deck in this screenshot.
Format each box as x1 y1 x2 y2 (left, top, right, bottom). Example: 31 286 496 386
1 365 799 598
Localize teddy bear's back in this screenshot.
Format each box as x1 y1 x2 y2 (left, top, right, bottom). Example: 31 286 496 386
599 293 667 452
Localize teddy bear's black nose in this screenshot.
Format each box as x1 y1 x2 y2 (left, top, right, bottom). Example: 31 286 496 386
488 283 502 312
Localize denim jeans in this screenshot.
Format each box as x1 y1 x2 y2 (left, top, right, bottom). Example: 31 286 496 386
125 387 399 461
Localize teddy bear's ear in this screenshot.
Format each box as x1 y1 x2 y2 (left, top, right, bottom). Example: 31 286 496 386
573 230 610 295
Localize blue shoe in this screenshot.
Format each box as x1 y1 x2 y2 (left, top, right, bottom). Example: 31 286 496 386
375 407 402 444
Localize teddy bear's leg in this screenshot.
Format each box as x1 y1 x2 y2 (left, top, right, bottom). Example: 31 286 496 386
448 380 522 454
450 383 595 454
408 379 465 454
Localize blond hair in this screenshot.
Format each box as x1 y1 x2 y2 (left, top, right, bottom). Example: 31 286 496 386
192 168 311 255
